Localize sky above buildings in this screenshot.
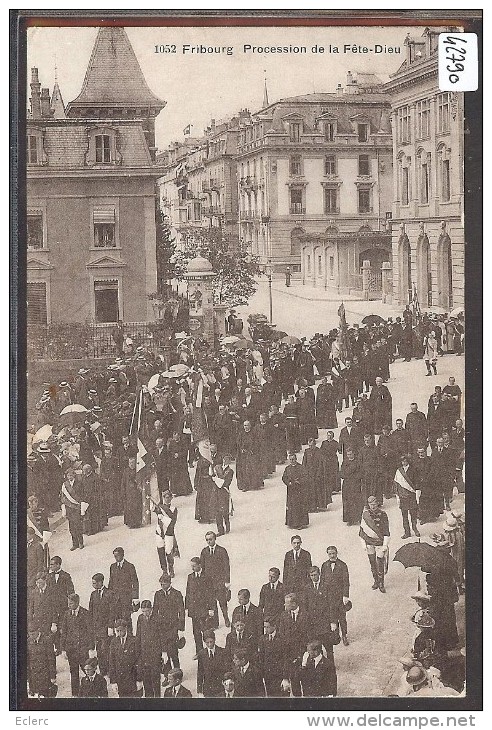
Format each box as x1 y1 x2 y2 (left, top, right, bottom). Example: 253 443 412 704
27 25 421 151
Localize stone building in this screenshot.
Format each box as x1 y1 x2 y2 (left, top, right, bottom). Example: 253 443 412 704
157 113 249 249
236 73 394 284
385 27 464 308
26 27 165 326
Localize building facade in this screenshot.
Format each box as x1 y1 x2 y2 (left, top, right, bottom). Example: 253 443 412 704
385 28 464 308
27 27 165 326
236 74 393 280
157 113 249 249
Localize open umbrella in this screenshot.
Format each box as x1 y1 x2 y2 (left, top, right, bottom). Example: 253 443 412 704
280 335 301 346
270 330 288 341
60 404 88 415
221 335 241 345
232 339 254 350
32 424 53 443
393 542 458 574
450 307 464 319
169 363 190 377
361 314 386 326
147 373 161 393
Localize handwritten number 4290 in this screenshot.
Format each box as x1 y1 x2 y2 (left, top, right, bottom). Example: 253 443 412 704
444 35 468 83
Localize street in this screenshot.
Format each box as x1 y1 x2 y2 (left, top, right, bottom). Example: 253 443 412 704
47 348 465 698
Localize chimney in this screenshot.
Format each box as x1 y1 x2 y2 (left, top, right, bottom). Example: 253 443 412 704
40 88 51 117
346 71 357 86
336 83 344 95
30 67 41 119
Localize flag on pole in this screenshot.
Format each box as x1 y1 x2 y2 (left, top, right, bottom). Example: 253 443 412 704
183 124 192 136
130 388 154 523
411 283 422 326
337 301 350 363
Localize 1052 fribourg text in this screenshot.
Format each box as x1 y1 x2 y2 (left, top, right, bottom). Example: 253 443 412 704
154 44 401 55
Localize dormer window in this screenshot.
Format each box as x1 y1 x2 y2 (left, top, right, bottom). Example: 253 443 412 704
358 124 369 143
28 135 39 164
95 134 111 163
290 122 301 142
85 127 121 167
324 122 335 142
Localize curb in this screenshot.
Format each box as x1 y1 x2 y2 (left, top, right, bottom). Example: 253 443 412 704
270 284 364 304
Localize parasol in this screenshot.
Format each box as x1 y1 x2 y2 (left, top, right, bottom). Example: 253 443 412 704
361 314 386 326
147 373 161 392
232 339 254 350
450 307 464 319
59 404 89 424
221 335 241 345
169 363 190 377
280 335 301 345
60 404 88 415
32 424 53 443
270 330 288 341
393 542 458 574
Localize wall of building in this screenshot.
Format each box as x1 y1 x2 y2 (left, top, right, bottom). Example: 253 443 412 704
27 176 157 323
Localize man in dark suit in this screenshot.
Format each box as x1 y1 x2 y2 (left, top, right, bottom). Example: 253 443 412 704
320 546 351 646
258 567 286 621
278 593 310 697
47 556 75 654
59 594 94 697
108 547 140 630
303 566 337 651
300 640 337 697
153 437 170 500
88 572 119 677
28 571 58 637
135 600 165 697
185 557 216 653
200 531 231 628
225 617 257 660
27 528 45 592
338 417 362 458
394 454 421 539
231 589 262 645
196 630 229 697
282 535 312 594
163 668 193 698
108 618 140 697
152 573 185 671
79 658 108 698
232 648 265 697
258 617 286 697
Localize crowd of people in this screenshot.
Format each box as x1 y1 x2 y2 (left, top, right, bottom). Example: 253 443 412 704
26 307 466 698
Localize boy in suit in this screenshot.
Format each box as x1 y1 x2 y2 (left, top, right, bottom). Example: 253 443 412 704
232 648 265 697
258 617 285 697
108 618 140 697
225 617 257 661
320 546 351 646
79 658 108 698
108 547 140 631
231 589 262 645
282 536 312 594
88 573 120 677
163 668 192 698
59 593 94 697
196 630 229 697
185 557 216 654
258 568 286 621
300 640 337 697
199 531 231 628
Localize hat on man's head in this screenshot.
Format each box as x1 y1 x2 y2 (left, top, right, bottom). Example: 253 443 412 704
443 516 458 532
78 368 89 375
37 443 50 453
406 666 427 687
415 610 435 629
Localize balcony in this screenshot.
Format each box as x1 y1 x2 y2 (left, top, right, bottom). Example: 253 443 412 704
290 204 306 215
239 176 254 190
203 206 222 217
210 178 222 191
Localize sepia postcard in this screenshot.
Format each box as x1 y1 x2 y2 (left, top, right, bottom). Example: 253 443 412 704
11 9 482 712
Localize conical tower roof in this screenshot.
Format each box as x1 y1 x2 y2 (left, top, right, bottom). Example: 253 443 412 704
50 80 66 119
66 27 165 116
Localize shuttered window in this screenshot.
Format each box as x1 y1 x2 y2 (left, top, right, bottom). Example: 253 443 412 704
93 207 116 247
27 282 47 325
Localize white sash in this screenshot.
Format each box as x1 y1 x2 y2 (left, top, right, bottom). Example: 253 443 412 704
360 515 380 541
62 483 80 506
394 468 416 494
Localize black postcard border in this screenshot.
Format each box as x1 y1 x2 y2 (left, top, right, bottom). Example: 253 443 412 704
10 8 483 713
